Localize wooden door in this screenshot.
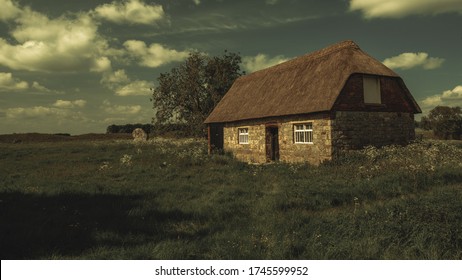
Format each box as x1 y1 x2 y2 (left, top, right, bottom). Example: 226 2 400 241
266 126 279 161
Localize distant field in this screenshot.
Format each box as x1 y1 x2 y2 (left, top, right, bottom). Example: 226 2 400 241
0 133 132 143
0 135 461 259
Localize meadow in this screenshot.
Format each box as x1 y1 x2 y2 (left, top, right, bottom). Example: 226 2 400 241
0 135 461 259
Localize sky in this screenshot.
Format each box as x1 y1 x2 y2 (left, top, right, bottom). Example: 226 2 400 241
0 0 461 135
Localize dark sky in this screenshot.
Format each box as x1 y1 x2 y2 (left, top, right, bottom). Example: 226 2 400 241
0 0 461 134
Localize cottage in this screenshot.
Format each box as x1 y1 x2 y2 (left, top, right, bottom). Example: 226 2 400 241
204 40 421 165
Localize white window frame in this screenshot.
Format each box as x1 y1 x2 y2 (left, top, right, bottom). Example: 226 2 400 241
294 123 313 144
363 76 381 104
238 128 249 144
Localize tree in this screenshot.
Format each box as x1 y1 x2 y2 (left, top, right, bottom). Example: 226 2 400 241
421 106 462 140
151 51 243 136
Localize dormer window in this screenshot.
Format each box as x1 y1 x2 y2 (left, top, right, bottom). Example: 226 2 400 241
363 76 381 104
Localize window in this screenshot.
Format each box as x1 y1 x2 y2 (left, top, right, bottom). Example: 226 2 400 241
363 76 381 104
238 128 249 144
294 123 313 144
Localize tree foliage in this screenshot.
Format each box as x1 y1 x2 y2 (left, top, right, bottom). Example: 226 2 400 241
151 51 243 136
106 123 154 134
421 106 462 140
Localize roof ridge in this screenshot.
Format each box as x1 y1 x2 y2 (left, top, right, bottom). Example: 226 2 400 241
302 40 359 61
244 40 359 77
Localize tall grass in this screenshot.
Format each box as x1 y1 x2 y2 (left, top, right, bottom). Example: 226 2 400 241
0 138 461 259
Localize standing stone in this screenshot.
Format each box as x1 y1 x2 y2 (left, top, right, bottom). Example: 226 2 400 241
132 128 148 142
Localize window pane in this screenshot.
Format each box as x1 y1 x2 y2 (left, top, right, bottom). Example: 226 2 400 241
239 128 248 144
294 123 313 143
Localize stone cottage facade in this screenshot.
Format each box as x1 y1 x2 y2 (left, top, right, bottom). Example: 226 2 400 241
204 41 421 165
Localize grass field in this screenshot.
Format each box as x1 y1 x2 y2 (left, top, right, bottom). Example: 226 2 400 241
0 135 461 259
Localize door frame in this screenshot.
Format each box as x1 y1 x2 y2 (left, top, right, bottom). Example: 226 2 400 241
265 123 279 162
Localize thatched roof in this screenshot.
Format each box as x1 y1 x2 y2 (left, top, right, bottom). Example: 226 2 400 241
205 40 420 124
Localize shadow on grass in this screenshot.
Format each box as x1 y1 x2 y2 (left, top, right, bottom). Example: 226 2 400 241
0 192 202 259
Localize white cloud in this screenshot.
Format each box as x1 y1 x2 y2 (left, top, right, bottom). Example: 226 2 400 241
101 69 131 85
349 0 462 19
382 52 445 70
53 99 87 109
91 57 112 73
0 72 28 91
421 85 462 112
94 0 165 25
442 85 462 99
101 69 152 96
31 82 63 95
123 40 189 68
101 100 142 114
0 0 21 21
115 80 152 96
0 72 63 94
0 3 111 73
242 53 289 73
6 106 70 119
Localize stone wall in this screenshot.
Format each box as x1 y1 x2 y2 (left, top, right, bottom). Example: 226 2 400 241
331 111 415 156
223 113 332 165
278 116 332 164
222 110 416 165
224 121 267 163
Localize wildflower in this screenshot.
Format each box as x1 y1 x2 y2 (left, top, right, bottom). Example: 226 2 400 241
99 161 111 171
120 154 133 166
354 197 360 214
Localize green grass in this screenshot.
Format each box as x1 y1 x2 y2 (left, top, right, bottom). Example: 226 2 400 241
0 138 461 259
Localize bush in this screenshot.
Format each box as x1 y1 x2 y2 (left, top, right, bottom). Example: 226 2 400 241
421 106 462 140
106 123 155 134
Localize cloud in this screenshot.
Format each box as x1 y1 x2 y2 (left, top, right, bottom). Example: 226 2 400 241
421 85 462 111
5 106 77 119
123 40 189 68
31 82 63 94
101 69 152 96
101 69 131 86
101 100 142 115
53 99 87 109
242 53 289 73
0 0 21 21
0 72 63 94
382 52 445 70
0 72 28 91
0 3 111 73
115 80 152 96
91 57 112 73
94 0 165 25
349 0 462 19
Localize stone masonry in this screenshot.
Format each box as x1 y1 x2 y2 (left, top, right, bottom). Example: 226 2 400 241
331 111 415 156
223 113 332 165
222 111 415 165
